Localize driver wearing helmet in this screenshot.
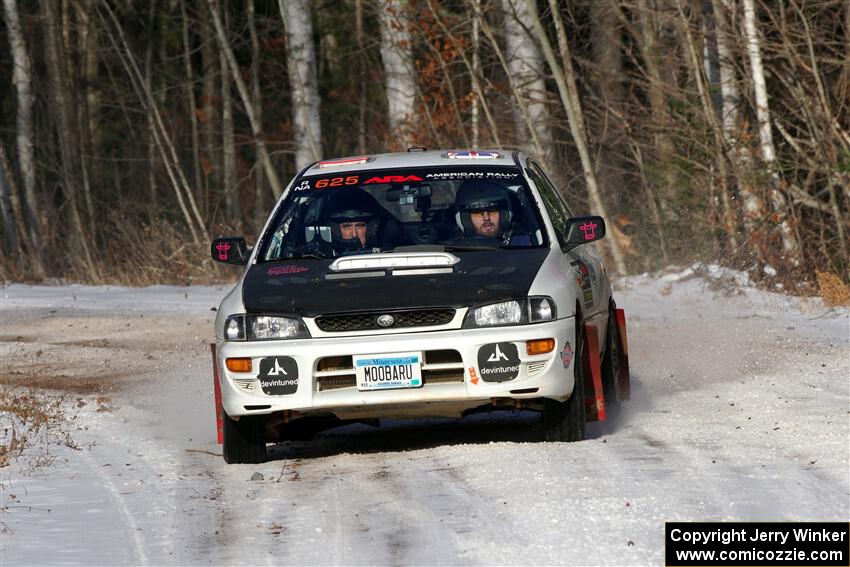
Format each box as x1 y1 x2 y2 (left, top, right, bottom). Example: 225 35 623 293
324 189 385 255
454 179 531 246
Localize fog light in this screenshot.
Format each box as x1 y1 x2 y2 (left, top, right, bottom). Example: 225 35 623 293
226 357 252 372
526 338 555 355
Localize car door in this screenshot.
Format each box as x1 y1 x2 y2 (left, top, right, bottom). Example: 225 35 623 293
525 160 610 329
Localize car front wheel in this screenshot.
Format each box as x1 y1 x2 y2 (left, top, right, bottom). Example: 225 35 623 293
541 319 586 442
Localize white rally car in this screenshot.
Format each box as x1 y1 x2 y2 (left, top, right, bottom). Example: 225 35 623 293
211 150 630 463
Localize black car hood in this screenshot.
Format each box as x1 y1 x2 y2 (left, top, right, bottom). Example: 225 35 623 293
242 249 549 316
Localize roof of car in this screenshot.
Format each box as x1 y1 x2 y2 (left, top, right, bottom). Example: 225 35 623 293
302 149 521 177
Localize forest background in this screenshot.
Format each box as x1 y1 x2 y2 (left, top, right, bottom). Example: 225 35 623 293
1 0 848 293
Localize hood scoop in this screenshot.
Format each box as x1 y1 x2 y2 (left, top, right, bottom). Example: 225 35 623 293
329 252 460 273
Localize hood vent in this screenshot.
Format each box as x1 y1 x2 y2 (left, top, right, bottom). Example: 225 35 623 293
329 252 459 272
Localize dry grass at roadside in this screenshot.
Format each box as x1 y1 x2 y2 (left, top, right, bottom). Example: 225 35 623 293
816 271 850 306
0 388 78 470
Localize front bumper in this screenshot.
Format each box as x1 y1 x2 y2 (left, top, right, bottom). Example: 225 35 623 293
216 318 577 419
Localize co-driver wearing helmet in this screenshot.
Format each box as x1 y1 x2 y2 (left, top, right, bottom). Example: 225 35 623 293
454 179 531 246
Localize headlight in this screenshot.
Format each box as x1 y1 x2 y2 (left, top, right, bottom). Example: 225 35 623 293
464 297 556 328
223 314 310 341
474 300 523 326
250 316 309 340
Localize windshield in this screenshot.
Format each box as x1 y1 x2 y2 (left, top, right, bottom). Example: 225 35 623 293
258 166 548 261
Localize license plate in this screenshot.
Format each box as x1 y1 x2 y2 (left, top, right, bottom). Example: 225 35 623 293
354 352 422 391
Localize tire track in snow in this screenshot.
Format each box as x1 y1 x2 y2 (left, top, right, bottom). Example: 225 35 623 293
80 450 149 566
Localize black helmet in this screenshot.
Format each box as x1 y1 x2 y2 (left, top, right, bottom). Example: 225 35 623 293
454 179 513 236
323 189 383 251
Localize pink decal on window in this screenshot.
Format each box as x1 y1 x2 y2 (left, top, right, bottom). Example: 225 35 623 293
216 242 231 260
580 221 597 241
267 265 309 276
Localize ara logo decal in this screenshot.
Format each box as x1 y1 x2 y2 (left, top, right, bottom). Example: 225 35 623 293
258 356 298 395
469 367 479 385
363 175 423 184
294 180 311 191
477 342 520 382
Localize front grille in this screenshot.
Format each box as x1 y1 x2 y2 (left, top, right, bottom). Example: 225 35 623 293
315 349 465 391
422 369 465 384
315 309 455 332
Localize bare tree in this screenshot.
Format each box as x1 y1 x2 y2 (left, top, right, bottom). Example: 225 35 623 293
218 1 240 223
99 2 209 242
198 0 220 208
44 0 98 276
280 0 323 168
246 0 267 227
714 0 761 238
3 0 45 274
502 0 553 168
527 0 627 274
209 0 285 197
742 0 800 264
0 143 20 254
180 0 204 214
379 0 418 150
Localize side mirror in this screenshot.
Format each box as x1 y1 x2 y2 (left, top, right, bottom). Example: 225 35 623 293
563 216 606 250
211 237 249 265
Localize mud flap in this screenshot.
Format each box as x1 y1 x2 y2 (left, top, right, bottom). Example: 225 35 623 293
614 308 631 401
582 323 607 422
210 343 224 444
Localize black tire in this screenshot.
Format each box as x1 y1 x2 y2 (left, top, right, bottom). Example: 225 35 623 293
542 318 586 442
223 413 267 464
601 308 622 418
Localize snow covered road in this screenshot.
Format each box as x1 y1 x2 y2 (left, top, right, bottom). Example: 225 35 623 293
1 267 848 565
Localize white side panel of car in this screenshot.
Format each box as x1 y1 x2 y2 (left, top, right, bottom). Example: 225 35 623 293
214 281 245 341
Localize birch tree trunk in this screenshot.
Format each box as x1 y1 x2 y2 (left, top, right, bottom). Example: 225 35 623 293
356 0 367 154
379 0 417 150
742 0 800 264
280 0 323 169
503 0 553 168
589 0 629 229
3 0 45 272
714 0 761 235
471 0 481 148
528 0 627 274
